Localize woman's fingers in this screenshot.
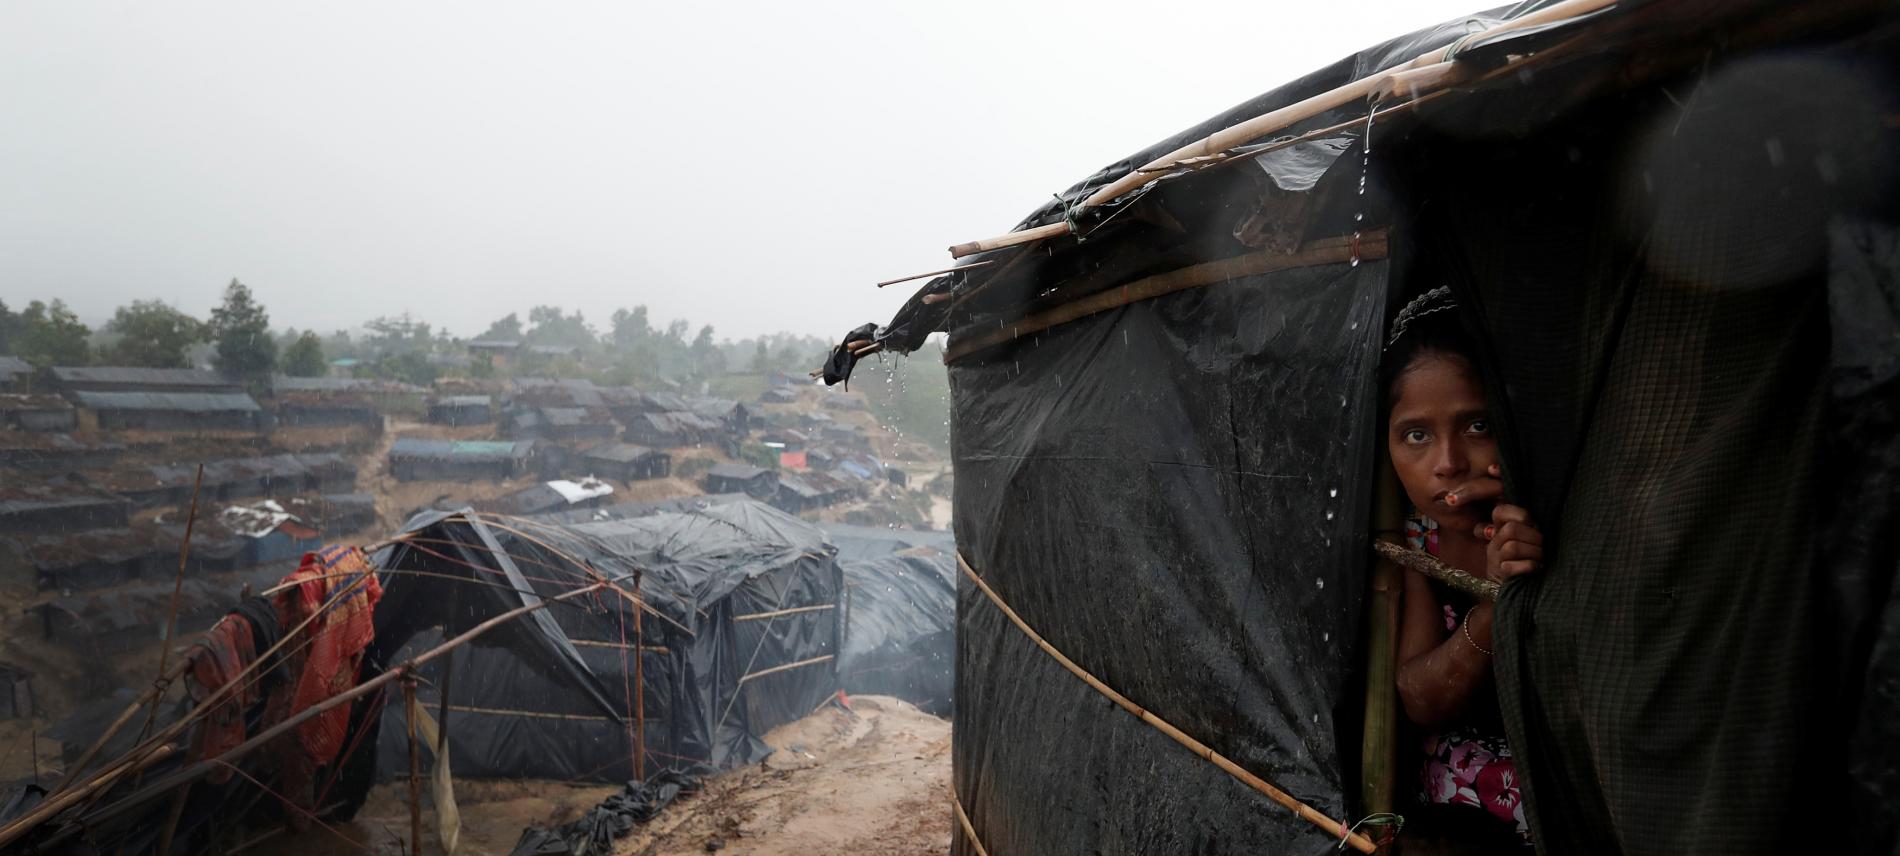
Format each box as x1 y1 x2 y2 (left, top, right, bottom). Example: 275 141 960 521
1442 477 1505 509
1498 559 1539 577
1491 503 1533 525
1494 540 1542 562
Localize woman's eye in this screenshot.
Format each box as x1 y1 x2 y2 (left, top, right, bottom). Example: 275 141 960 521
1467 420 1490 436
1402 428 1429 444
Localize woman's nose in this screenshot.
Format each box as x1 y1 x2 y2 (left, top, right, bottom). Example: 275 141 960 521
1433 441 1468 479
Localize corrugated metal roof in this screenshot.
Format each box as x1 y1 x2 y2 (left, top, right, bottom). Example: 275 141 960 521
708 462 769 480
583 443 663 463
50 366 232 387
70 391 261 413
0 356 31 378
432 395 493 407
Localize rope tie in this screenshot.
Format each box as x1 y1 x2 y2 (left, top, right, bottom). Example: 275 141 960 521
1337 812 1405 850
1052 193 1087 244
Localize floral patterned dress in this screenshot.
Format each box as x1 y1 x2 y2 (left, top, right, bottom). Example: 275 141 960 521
1406 515 1530 843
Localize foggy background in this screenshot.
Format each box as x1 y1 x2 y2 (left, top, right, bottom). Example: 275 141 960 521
2 0 1484 340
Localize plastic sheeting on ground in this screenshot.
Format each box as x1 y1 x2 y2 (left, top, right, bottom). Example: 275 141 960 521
507 771 700 856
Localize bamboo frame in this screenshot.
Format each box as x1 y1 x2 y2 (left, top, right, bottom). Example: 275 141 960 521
945 230 1388 362
955 552 1376 853
1359 463 1406 819
878 259 995 288
945 0 1620 258
1372 541 1499 601
736 655 835 685
432 704 616 723
732 604 836 622
7 582 607 850
567 639 671 654
952 796 991 856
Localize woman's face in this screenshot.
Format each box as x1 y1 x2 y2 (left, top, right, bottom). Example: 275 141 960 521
1387 352 1498 532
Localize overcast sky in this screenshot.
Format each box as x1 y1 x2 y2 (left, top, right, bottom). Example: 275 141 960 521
2 1 1484 342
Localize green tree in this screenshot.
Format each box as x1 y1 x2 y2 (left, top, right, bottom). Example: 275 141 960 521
104 300 204 368
209 279 277 382
608 306 649 350
282 331 327 377
363 313 435 354
526 305 595 350
479 312 523 342
16 300 92 366
357 350 437 386
0 301 24 356
750 340 770 372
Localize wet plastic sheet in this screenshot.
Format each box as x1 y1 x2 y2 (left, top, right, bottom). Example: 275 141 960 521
507 771 700 856
368 501 844 783
838 553 956 714
950 260 1388 854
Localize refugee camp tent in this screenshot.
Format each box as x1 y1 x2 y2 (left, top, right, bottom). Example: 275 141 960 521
71 391 263 432
822 525 956 714
386 438 534 482
0 395 76 432
486 478 615 516
367 500 844 782
705 462 777 499
625 411 725 447
48 366 241 395
827 1 1900 853
0 485 129 535
425 395 494 425
504 406 617 442
580 442 673 481
0 356 32 391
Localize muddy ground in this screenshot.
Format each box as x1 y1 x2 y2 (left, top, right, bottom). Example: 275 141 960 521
283 695 950 856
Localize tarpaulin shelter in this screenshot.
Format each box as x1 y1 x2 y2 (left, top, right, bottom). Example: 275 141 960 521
71 391 263 432
366 499 844 782
824 525 957 715
828 1 1900 853
387 438 535 482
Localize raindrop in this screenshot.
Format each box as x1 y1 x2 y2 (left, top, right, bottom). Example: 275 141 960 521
1325 510 1334 521
1329 488 1338 498
1315 578 1325 590
1312 713 1321 723
1322 632 1331 642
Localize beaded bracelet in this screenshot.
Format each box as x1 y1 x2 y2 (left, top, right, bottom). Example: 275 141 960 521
1462 605 1492 656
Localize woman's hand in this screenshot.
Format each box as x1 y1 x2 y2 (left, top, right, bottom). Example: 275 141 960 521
1477 503 1542 583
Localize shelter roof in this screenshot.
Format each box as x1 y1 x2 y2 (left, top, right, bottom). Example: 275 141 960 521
388 438 533 462
50 366 232 388
70 391 261 413
0 356 30 381
708 462 769 481
581 442 664 463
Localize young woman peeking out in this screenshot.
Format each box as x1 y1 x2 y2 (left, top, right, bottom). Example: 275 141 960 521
1383 286 1542 848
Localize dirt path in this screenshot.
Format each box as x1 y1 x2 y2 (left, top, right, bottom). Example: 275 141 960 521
298 695 950 856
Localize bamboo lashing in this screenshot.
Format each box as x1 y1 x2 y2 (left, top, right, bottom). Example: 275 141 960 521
952 796 992 856
954 552 1376 853
946 0 1620 258
733 603 836 622
945 230 1389 362
736 655 835 685
7 582 608 850
1372 541 1499 601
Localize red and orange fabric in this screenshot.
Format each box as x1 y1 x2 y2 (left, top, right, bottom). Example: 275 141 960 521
185 612 259 783
272 544 382 768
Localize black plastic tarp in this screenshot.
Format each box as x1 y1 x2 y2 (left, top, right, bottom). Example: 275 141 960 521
368 500 845 782
832 2 1900 854
837 551 956 714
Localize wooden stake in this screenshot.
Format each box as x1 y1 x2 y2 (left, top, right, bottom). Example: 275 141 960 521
3 582 607 851
1359 461 1405 820
955 552 1376 853
138 465 205 748
406 678 422 856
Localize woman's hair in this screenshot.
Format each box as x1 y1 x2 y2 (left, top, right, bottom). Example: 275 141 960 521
1380 285 1479 403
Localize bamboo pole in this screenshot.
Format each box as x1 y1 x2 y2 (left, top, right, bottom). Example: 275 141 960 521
0 744 176 850
946 0 1621 258
877 259 995 288
1372 541 1499 602
634 572 646 780
955 552 1376 853
406 678 422 856
945 230 1388 362
4 582 607 851
735 655 835 685
1359 462 1405 819
952 797 991 856
139 465 205 748
434 610 457 856
153 780 191 856
732 604 836 622
51 657 192 794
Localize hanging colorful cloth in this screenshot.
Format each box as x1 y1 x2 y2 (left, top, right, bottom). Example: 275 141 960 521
184 612 259 783
273 544 383 767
